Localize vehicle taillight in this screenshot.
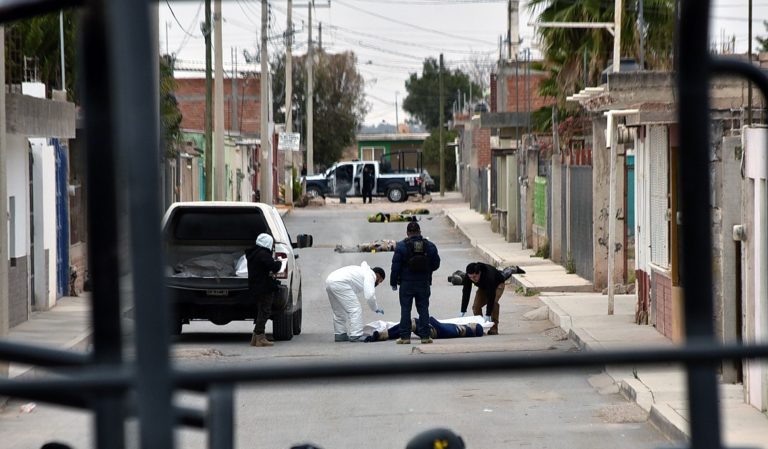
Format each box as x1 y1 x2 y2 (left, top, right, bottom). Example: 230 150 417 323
274 252 288 279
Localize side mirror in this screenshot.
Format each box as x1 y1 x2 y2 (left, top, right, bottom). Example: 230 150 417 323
295 234 313 249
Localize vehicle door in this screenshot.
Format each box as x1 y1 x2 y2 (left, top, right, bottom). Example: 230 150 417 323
334 163 354 196
353 163 364 196
266 206 300 303
364 163 377 195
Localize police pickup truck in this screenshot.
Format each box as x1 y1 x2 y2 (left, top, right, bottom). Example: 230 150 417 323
303 157 428 202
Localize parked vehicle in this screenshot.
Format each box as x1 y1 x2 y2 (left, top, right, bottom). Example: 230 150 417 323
302 151 429 202
161 202 313 340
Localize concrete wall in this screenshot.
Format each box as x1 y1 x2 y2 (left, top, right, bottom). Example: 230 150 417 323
592 117 609 290
550 156 563 263
31 140 57 310
742 127 768 411
713 135 742 383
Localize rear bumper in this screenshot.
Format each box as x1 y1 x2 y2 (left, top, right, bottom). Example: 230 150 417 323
169 284 290 321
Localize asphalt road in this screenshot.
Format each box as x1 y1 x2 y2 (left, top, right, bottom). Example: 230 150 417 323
0 198 679 449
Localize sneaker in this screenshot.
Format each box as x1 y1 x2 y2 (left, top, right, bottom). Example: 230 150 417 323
395 338 410 344
487 329 498 335
349 336 365 343
334 333 349 342
420 337 433 344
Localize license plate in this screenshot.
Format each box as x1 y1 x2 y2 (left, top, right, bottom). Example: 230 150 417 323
206 289 229 297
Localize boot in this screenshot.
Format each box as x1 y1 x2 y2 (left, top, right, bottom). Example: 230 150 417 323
250 333 274 347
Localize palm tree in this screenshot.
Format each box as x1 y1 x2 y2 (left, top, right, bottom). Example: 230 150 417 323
528 0 675 103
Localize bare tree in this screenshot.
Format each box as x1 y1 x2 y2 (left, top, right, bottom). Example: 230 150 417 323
461 51 494 102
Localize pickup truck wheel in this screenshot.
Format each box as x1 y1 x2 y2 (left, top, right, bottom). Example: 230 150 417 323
172 319 183 336
387 185 406 202
306 186 322 198
292 289 303 335
272 310 294 341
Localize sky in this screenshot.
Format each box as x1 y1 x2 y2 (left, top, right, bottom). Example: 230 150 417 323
159 0 768 127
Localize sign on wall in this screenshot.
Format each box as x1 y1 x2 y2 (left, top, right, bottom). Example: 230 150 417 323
278 132 301 151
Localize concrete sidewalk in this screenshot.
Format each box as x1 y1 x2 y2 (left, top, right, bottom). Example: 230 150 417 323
446 202 768 447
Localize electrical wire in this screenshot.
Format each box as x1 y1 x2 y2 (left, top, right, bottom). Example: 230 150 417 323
333 0 496 46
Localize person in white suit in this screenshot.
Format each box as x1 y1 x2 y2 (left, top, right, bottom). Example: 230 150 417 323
325 262 386 342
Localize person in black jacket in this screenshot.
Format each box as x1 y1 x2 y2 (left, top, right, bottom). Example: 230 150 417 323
461 262 507 335
245 233 283 347
362 164 375 204
390 222 440 344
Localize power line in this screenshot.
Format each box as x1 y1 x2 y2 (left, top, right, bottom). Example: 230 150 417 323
333 0 496 46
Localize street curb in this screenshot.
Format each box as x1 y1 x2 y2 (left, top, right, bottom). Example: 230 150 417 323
648 403 690 444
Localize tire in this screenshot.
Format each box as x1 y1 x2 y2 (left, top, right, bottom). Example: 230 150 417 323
387 185 406 202
307 185 323 198
172 318 183 336
292 308 302 335
272 310 294 341
292 288 303 335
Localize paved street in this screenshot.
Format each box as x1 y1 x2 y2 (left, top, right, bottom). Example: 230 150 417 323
0 197 678 448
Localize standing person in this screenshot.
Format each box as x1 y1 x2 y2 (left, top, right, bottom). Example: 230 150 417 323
325 262 386 342
390 222 440 344
460 262 506 335
245 233 283 347
362 165 375 204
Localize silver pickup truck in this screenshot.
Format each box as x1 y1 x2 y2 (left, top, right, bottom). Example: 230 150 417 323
162 202 312 340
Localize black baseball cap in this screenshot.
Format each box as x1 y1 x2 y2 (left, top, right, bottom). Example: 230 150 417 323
407 221 421 233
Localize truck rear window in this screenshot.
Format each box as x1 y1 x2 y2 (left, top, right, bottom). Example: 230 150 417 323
169 208 270 241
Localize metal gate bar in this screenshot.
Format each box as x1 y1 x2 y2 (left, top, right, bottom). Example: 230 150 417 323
0 0 764 448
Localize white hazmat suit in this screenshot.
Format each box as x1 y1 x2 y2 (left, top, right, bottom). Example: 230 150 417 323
325 261 382 339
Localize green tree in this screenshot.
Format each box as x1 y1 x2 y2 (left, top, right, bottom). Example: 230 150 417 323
422 128 458 190
272 50 368 168
402 57 480 130
758 21 768 52
528 0 675 103
160 55 183 159
5 11 78 101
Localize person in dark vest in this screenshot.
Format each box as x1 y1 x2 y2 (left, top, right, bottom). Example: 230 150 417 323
245 233 283 347
362 164 375 204
390 222 440 344
460 262 507 335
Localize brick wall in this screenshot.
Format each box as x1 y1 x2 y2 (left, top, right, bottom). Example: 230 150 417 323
653 270 673 339
175 77 262 134
9 256 28 327
504 72 554 112
474 127 491 167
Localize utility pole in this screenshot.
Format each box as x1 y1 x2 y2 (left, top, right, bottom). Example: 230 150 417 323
395 91 399 133
638 0 645 69
439 53 445 197
306 2 314 175
214 0 225 200
0 26 8 376
60 11 66 90
204 0 213 200
285 0 294 205
612 0 622 72
260 0 273 203
748 0 753 124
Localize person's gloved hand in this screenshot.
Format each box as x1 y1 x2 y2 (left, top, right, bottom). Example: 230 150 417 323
459 312 466 317
375 309 385 315
391 285 398 291
484 315 491 323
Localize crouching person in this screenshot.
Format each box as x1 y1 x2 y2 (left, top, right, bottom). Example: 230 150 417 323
245 233 283 347
325 262 386 342
461 262 506 335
